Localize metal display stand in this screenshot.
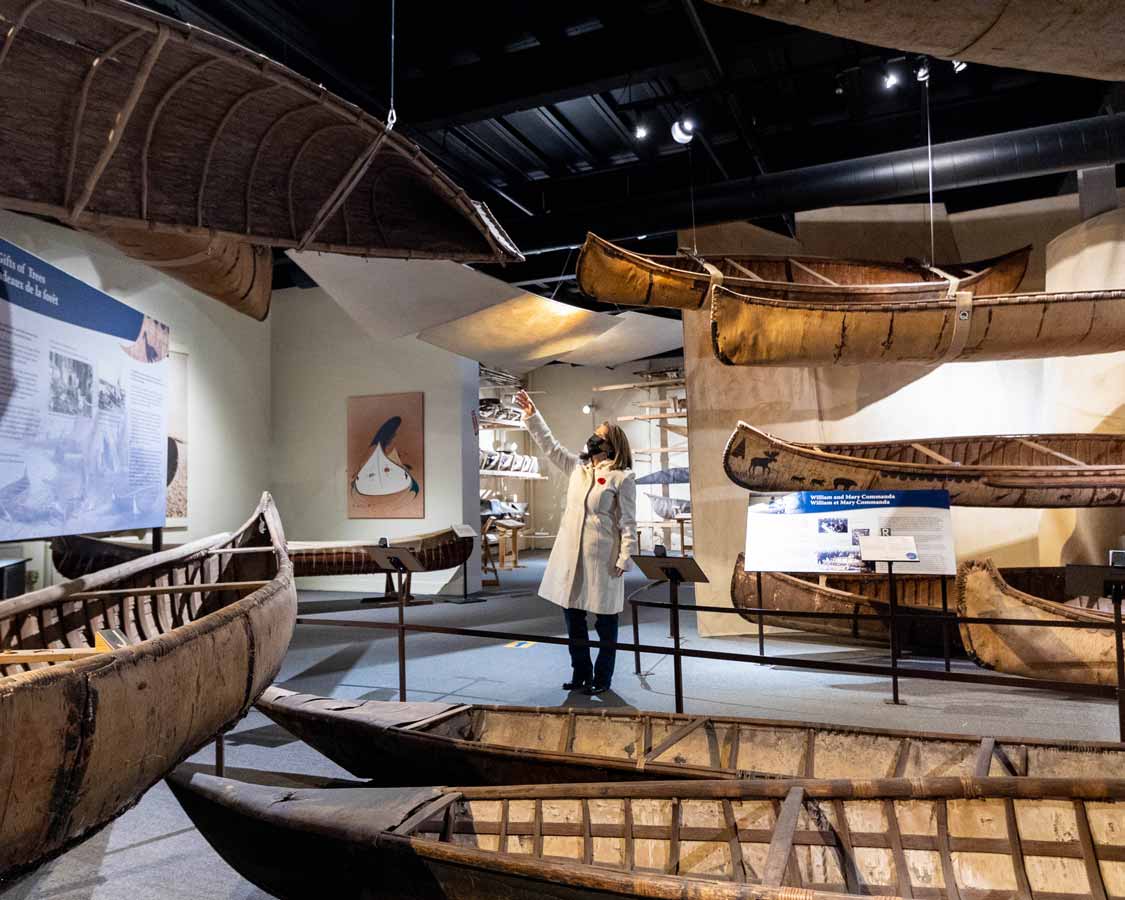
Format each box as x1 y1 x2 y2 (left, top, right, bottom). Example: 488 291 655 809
630 553 709 713
357 548 426 702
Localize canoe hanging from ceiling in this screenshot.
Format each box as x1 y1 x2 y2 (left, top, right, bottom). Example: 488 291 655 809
0 492 296 882
0 0 522 318
576 232 1031 310
256 684 1125 786
702 0 1125 83
958 559 1119 686
170 768 1125 900
710 283 1125 366
723 423 1125 507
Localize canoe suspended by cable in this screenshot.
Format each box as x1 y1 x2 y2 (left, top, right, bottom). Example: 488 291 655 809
701 0 1125 83
51 527 474 579
169 768 1125 900
710 282 1125 366
257 684 1125 785
0 493 295 882
575 232 1030 310
0 0 521 319
958 559 1120 686
723 423 1125 507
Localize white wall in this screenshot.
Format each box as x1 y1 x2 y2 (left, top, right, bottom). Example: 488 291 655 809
526 360 690 549
269 286 481 594
0 209 272 587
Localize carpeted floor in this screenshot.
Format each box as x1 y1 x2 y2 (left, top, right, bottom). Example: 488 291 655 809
8 552 1120 898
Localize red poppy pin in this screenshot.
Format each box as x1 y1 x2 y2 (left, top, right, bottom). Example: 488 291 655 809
597 477 606 485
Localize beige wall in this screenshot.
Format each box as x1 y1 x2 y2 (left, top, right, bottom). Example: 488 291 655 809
269 286 482 594
0 209 273 588
686 196 1125 637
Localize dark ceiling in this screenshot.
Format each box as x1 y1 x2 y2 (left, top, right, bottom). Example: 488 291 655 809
140 0 1114 304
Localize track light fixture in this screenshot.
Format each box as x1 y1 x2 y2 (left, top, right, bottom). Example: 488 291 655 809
671 117 694 145
952 59 967 74
634 123 649 140
581 402 595 415
915 57 930 82
882 66 899 90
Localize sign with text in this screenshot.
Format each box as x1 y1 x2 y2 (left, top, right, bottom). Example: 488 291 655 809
0 237 170 540
744 490 955 575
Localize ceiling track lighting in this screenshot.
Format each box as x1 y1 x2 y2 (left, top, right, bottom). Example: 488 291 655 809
915 57 930 83
581 401 596 415
882 65 899 90
634 122 649 141
671 117 694 145
952 58 968 74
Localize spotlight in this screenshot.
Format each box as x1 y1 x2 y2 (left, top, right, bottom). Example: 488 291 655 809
883 67 899 90
634 123 649 140
915 58 930 82
581 402 595 415
834 81 844 96
952 59 967 74
671 118 694 145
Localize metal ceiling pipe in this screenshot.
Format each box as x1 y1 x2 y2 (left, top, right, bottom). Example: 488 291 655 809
514 112 1125 253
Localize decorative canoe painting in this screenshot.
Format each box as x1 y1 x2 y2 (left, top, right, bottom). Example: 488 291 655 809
347 393 424 519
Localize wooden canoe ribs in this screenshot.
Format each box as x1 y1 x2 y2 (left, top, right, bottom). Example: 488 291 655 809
0 492 296 881
724 423 1125 507
169 768 1125 900
257 685 1125 785
0 0 521 319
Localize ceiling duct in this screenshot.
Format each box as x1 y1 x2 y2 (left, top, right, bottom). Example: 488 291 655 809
515 112 1125 253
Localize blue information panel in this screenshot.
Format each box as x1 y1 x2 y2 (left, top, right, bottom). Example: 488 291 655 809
745 490 955 575
0 237 169 540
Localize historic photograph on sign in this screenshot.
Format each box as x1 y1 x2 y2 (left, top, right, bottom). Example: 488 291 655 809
347 392 424 519
166 351 188 525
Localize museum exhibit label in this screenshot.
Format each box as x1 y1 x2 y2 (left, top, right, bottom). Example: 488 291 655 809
0 237 169 540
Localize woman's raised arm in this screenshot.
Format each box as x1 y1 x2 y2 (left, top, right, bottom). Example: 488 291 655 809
516 390 578 476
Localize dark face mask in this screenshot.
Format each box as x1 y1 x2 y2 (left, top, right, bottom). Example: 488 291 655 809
581 434 614 461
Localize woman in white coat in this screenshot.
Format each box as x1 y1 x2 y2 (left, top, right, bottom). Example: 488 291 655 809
515 390 637 695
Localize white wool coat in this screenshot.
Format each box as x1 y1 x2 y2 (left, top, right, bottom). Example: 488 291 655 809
526 411 637 615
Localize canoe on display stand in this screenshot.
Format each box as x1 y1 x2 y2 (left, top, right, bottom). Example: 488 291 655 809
958 559 1121 687
51 526 474 580
0 0 520 320
723 423 1125 507
709 283 1125 366
0 492 296 882
256 685 1125 785
575 233 1031 310
169 769 1125 900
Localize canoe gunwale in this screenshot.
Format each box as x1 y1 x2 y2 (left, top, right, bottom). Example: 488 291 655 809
725 422 1125 482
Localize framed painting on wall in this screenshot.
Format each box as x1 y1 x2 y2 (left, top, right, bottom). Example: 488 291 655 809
347 392 425 519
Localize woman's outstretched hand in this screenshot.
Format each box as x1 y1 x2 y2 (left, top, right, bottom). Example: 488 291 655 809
514 389 536 419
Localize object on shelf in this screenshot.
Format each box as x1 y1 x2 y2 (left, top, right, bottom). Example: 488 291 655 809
637 467 691 485
478 401 524 426
51 528 473 580
724 423 1125 507
0 493 295 881
577 233 1030 311
170 766 1125 900
702 0 1125 82
712 282 1125 366
479 450 540 474
958 559 1117 686
256 683 1125 783
646 493 692 520
0 0 520 320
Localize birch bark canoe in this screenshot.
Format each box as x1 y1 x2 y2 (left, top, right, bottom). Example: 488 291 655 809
51 526 474 579
710 282 1125 366
958 559 1119 686
0 0 521 318
257 684 1125 786
0 492 296 882
723 423 1125 507
169 769 1125 900
576 232 1029 310
702 0 1125 83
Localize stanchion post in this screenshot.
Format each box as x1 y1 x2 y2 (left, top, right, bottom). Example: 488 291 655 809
755 569 765 657
670 572 684 714
940 575 951 673
632 600 642 674
887 561 901 705
214 733 225 777
151 526 163 554
1113 586 1125 742
397 568 407 702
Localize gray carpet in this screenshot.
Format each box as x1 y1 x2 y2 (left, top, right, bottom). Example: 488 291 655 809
9 552 1120 898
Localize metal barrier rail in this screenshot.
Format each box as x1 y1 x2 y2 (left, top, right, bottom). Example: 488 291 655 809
295 574 1125 740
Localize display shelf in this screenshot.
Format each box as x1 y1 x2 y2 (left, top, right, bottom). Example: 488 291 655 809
479 421 527 431
480 470 548 480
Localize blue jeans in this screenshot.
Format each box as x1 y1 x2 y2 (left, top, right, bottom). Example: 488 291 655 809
563 607 618 688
